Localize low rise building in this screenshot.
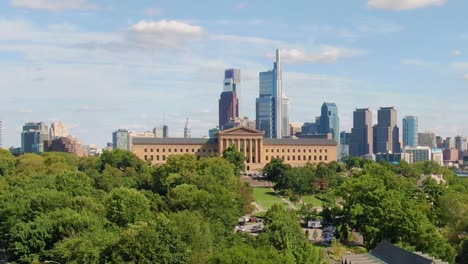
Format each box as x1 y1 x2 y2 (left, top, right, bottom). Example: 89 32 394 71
132 126 337 171
402 146 431 164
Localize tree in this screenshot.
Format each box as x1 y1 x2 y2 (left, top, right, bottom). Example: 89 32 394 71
0 148 15 176
105 187 151 227
263 158 292 184
222 145 245 175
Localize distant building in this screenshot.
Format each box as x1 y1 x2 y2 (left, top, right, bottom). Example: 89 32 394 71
209 127 220 138
44 136 87 157
281 94 290 137
338 145 349 161
163 125 169 138
153 127 166 138
436 136 444 149
373 107 400 154
320 102 340 144
219 69 240 129
403 146 431 163
443 148 459 161
49 122 68 140
350 108 373 157
402 116 418 147
184 118 191 139
455 136 468 152
105 143 113 151
289 123 303 137
256 49 283 138
128 131 154 151
432 148 443 166
376 152 404 163
444 137 454 150
222 117 256 130
21 122 49 154
112 129 129 151
340 131 351 145
418 132 436 148
301 117 321 136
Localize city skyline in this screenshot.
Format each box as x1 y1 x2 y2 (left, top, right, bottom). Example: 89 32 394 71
2 1 468 147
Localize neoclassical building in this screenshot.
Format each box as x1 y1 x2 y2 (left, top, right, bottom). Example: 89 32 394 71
132 126 337 171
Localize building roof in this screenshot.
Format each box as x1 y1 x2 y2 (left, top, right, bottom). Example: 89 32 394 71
132 137 217 145
370 240 438 264
264 138 337 146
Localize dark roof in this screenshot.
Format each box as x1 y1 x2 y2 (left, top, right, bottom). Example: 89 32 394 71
370 240 436 264
133 137 217 145
264 138 336 146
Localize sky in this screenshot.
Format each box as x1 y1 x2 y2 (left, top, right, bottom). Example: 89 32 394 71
1 0 468 148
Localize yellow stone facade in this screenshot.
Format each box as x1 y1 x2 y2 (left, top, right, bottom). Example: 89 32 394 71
132 126 337 171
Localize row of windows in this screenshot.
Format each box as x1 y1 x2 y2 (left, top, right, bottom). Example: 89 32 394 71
265 148 327 154
265 155 328 162
144 148 218 153
144 154 214 162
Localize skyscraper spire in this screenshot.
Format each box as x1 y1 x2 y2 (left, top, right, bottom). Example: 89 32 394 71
184 118 191 138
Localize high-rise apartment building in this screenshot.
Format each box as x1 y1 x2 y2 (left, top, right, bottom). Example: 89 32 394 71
112 129 129 151
444 137 454 149
418 132 436 148
455 136 468 152
320 102 340 144
50 122 68 140
350 108 373 157
402 116 418 147
21 122 49 154
373 107 400 154
184 118 191 139
256 49 283 138
281 94 290 137
219 69 240 129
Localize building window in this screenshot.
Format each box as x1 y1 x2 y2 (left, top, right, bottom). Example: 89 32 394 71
292 156 295 161
325 149 328 153
163 148 165 153
293 149 295 153
203 149 206 152
303 155 306 161
287 149 290 153
156 149 159 152
314 149 317 153
169 149 171 153
144 148 147 153
175 149 178 153
186 149 189 153
144 155 148 160
277 149 279 153
314 156 317 161
266 149 269 153
282 149 284 153
319 149 322 153
208 150 211 153
163 155 166 161
308 149 311 153
319 156 322 161
308 156 311 161
157 155 160 161
287 156 290 161
150 148 153 152
150 155 154 160
298 156 301 161
266 156 269 161
180 149 183 152
192 149 195 152
325 156 328 161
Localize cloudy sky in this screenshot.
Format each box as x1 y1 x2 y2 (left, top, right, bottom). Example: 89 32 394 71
1 0 467 147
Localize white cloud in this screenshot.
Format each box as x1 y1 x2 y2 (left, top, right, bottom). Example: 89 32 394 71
128 20 204 48
11 0 99 11
279 47 365 64
144 8 162 16
367 0 447 11
452 50 462 56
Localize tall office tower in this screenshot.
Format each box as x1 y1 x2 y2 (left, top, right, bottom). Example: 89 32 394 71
455 136 468 152
350 108 373 157
219 69 240 129
436 136 444 149
112 129 129 150
0 120 2 148
374 107 400 154
153 127 164 138
163 125 169 138
21 122 49 153
256 49 283 138
320 102 340 144
281 94 290 137
444 137 454 149
402 116 418 147
50 122 68 139
340 131 352 145
418 132 437 148
184 118 191 139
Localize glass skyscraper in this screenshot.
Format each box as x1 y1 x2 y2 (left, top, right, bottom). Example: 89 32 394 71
112 129 129 150
402 116 418 147
320 102 340 144
350 108 373 157
256 49 283 138
219 69 240 129
21 122 49 154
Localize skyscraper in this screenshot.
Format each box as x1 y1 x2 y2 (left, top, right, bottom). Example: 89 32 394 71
219 69 240 129
163 125 169 138
455 136 468 152
281 93 290 137
21 122 49 154
418 132 436 148
112 129 129 150
402 116 418 147
374 107 400 154
350 108 373 157
50 122 68 139
256 49 283 138
184 118 191 139
320 102 340 144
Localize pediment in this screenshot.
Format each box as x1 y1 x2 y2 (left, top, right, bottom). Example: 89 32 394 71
218 126 264 136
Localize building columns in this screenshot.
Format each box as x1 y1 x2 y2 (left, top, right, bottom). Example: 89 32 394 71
248 139 253 163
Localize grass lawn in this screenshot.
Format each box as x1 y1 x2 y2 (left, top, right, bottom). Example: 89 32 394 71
253 187 285 209
300 194 323 207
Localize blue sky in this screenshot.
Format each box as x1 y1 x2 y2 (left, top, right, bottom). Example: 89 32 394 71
1 0 468 147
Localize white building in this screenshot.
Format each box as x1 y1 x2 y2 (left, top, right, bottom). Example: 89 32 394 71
402 146 431 164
